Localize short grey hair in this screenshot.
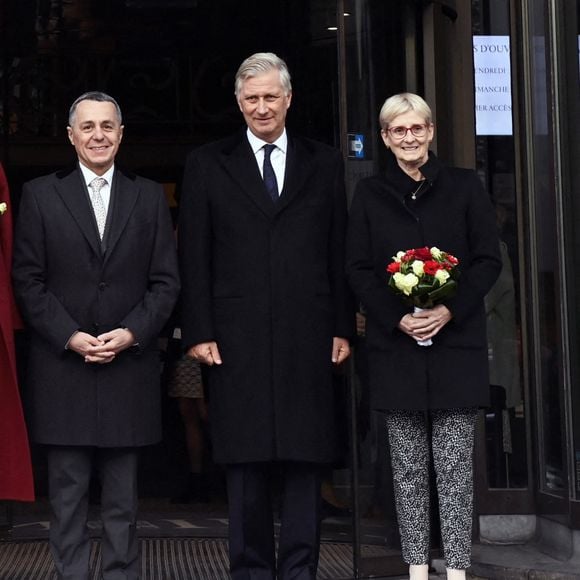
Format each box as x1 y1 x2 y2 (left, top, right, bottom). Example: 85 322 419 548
379 92 432 130
234 52 292 98
68 91 123 126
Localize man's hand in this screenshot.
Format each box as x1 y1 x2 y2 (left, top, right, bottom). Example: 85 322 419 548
82 328 136 364
187 341 223 366
68 331 107 362
355 312 366 337
398 304 452 342
332 337 350 364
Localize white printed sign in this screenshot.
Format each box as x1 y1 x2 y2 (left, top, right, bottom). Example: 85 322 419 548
473 35 513 136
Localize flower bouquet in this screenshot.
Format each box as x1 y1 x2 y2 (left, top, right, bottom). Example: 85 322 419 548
386 246 459 345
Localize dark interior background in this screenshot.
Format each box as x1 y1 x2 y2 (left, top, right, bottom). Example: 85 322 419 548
1 0 408 499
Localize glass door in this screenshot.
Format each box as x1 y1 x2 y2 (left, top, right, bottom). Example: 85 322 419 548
335 0 423 576
470 0 532 517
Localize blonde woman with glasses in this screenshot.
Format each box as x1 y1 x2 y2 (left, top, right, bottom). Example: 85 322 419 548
346 93 502 580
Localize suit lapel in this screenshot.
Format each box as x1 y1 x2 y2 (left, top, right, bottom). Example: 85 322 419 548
55 168 102 258
219 135 276 219
275 135 315 214
103 170 139 262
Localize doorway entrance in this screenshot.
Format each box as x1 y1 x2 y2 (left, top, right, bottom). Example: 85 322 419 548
1 0 424 577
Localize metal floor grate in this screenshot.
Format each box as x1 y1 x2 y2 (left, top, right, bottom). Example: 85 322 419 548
0 538 363 579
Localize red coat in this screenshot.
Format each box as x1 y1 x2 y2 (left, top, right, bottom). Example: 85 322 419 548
0 163 34 501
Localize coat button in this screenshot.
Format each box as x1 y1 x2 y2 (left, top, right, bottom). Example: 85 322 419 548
98 282 107 291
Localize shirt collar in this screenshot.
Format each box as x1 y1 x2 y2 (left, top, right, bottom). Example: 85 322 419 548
246 128 288 155
79 162 115 188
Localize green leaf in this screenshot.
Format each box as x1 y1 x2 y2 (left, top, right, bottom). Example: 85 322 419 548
426 280 458 302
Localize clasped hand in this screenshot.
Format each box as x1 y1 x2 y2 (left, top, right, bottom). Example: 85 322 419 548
69 328 136 364
398 304 452 342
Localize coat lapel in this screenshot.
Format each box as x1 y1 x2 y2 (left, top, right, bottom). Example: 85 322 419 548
275 135 315 214
55 168 102 258
218 133 317 217
103 169 139 262
218 134 276 218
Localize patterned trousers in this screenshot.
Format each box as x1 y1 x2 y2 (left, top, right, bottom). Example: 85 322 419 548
385 408 478 569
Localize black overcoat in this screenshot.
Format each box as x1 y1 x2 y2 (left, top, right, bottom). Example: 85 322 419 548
178 132 353 464
346 152 501 411
12 166 180 447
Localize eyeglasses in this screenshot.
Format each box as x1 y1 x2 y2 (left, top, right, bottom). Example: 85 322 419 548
386 124 429 139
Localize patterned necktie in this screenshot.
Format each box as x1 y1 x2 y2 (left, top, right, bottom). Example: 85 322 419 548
262 144 279 201
89 177 107 240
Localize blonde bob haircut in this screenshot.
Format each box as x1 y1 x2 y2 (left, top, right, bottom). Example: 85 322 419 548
378 92 432 130
234 52 292 99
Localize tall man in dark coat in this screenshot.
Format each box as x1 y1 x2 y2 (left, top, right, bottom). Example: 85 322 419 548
12 92 179 580
178 53 352 580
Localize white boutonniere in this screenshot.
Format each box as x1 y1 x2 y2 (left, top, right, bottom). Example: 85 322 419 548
0 202 7 215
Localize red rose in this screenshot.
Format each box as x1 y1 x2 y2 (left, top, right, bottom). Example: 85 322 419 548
402 250 415 262
423 260 441 275
415 247 432 261
447 255 459 265
387 262 401 274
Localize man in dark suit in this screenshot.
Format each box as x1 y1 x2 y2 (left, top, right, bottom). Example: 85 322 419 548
178 53 352 580
12 92 179 580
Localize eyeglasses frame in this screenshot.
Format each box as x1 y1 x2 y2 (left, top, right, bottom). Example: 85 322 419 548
383 123 432 140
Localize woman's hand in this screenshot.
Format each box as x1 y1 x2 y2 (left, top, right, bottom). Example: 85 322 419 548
398 304 452 342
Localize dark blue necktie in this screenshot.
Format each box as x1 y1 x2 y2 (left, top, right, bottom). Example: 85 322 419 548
262 144 279 201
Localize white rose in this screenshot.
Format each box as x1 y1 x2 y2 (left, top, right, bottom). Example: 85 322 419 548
0 202 6 215
411 260 424 276
435 269 450 284
430 247 442 259
393 272 419 296
393 251 405 263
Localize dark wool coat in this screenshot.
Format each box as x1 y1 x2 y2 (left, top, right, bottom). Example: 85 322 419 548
178 132 353 464
12 167 180 447
346 152 501 411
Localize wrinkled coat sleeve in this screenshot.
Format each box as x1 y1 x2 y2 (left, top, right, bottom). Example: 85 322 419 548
117 186 180 347
443 171 502 325
329 152 354 338
346 181 407 333
178 150 215 350
12 183 81 352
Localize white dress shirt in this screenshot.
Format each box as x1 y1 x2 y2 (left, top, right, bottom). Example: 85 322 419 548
246 128 287 196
